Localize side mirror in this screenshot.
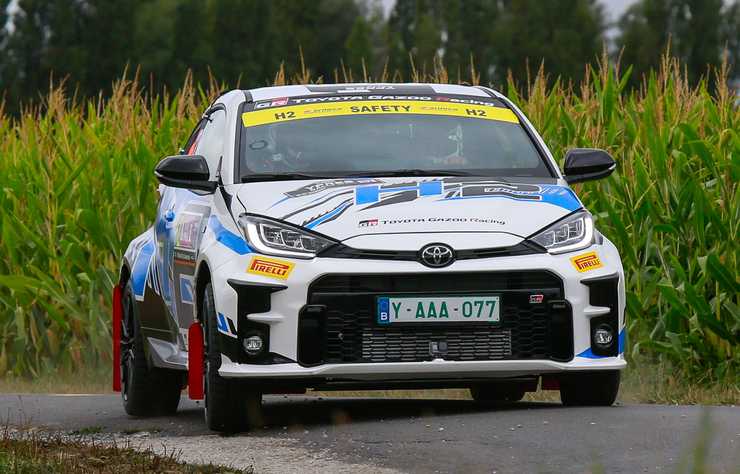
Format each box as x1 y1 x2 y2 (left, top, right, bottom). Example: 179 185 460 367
563 148 616 184
154 155 217 193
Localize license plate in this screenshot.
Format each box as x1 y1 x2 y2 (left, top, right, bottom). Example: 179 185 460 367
377 295 501 325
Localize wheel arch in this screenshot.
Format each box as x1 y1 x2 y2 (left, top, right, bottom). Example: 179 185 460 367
119 261 131 288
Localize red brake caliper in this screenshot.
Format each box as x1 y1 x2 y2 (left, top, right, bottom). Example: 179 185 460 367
112 284 123 392
188 322 205 400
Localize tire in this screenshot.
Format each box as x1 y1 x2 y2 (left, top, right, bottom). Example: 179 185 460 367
202 282 262 432
560 370 620 406
120 280 182 416
470 383 526 403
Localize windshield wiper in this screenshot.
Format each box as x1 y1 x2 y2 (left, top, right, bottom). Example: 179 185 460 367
344 169 476 178
241 173 335 183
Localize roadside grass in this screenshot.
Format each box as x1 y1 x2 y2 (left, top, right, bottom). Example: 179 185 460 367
1 360 736 405
0 366 109 394
617 358 740 406
0 429 248 473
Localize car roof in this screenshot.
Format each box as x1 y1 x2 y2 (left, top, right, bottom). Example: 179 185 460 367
243 83 500 102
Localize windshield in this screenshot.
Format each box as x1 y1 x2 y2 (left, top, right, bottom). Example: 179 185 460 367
238 96 552 181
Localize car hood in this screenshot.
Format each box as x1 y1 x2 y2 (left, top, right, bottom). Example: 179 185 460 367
234 177 582 242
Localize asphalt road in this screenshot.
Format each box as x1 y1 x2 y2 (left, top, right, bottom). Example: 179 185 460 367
1 394 738 473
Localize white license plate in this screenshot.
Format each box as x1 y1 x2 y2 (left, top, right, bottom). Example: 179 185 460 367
377 295 501 324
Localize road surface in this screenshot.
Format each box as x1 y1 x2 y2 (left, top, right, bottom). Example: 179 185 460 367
1 394 738 473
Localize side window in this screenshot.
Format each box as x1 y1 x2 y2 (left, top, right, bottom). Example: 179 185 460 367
195 109 227 180
182 117 208 155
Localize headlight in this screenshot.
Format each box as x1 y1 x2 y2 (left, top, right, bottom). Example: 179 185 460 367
529 211 594 254
238 214 336 259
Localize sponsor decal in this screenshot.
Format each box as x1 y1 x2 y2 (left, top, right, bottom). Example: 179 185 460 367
284 178 382 198
435 96 501 106
242 100 519 128
294 95 431 104
360 216 506 226
247 256 295 280
570 251 604 272
256 95 435 109
253 94 500 110
355 179 551 209
175 213 203 250
173 212 204 267
305 84 435 94
330 85 396 93
529 294 544 304
359 218 379 227
254 97 289 109
272 178 581 229
173 249 196 266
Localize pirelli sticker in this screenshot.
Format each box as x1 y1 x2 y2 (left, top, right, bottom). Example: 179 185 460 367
242 100 520 127
247 256 295 280
570 251 604 273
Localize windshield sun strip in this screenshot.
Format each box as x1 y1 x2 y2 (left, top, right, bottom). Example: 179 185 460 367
241 100 519 128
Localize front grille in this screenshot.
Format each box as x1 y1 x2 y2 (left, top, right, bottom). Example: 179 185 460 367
298 271 573 365
361 329 512 362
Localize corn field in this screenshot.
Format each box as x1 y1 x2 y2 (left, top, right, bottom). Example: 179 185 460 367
0 57 737 382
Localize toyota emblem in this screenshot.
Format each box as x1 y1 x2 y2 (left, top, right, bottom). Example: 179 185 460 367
419 243 455 268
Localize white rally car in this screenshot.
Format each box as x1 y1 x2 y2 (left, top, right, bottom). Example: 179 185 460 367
113 83 625 432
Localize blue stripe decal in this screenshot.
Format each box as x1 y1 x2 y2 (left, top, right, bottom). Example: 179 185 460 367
540 185 582 211
419 180 443 196
355 185 380 205
268 195 292 209
576 329 626 359
305 201 352 229
208 215 253 255
216 312 229 333
575 347 600 359
441 185 581 211
131 239 155 298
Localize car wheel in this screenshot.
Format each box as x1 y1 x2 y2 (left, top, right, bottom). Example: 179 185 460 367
560 370 620 406
120 280 182 416
470 383 526 403
202 282 262 432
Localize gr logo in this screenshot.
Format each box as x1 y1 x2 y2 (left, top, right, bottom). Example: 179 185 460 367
355 180 443 205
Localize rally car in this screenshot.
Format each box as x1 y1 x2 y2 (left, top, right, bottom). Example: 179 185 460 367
113 83 625 432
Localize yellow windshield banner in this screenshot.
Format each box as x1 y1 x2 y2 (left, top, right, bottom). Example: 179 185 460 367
242 100 519 127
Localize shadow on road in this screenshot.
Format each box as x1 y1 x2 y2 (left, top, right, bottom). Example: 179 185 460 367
176 397 564 433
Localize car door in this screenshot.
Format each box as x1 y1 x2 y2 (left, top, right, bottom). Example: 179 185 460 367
142 108 227 346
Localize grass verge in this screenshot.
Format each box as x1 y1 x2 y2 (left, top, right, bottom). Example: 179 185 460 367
0 366 110 394
0 429 248 473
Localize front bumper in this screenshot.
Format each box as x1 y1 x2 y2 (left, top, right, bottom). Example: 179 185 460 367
218 357 626 380
207 238 626 380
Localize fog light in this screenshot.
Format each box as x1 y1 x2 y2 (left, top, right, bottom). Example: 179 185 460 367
594 325 614 347
242 335 264 355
